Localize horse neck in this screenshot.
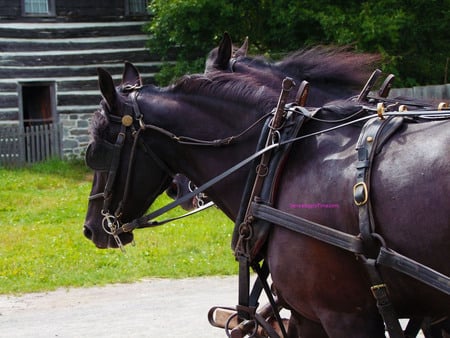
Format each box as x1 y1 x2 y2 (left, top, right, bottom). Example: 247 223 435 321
140 88 275 219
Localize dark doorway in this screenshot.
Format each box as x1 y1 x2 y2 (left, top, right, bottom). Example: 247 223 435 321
18 82 61 163
21 84 53 126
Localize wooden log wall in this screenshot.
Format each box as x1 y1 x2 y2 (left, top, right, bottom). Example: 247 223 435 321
0 20 161 122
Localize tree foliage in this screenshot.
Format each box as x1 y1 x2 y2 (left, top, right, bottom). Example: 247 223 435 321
146 0 450 86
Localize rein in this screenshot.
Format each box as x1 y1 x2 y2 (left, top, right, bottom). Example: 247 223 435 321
140 112 272 147
90 84 450 251
97 92 450 240
116 113 380 235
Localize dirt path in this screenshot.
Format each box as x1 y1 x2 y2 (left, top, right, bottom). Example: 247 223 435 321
0 276 421 338
0 276 239 338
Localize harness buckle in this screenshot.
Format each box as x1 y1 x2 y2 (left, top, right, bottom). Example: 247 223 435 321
353 182 368 206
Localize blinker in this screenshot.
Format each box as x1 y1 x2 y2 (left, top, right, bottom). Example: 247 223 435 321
85 140 116 171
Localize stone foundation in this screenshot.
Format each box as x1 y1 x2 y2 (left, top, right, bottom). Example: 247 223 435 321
60 112 92 159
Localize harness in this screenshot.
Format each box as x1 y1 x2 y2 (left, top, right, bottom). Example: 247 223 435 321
86 78 450 338
227 80 450 337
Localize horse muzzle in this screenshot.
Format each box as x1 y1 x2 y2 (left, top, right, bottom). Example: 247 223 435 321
83 223 134 249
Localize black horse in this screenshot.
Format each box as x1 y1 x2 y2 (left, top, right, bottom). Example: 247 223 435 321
168 36 381 210
84 62 449 337
205 32 381 105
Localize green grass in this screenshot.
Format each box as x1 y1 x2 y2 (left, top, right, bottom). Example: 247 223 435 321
0 159 237 295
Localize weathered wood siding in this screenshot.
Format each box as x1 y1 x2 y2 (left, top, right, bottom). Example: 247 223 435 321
0 1 158 158
0 0 133 19
0 20 160 122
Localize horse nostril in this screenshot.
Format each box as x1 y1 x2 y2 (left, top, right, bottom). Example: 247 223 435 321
166 182 178 199
83 225 93 240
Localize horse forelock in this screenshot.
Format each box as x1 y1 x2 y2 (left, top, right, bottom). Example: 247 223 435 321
89 109 110 144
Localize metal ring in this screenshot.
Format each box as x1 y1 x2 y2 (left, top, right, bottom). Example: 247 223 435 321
239 222 253 240
256 164 268 177
370 232 387 248
102 215 116 235
224 312 238 338
272 130 281 144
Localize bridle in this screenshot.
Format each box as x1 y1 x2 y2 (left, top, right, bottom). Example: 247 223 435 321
86 87 273 250
87 88 176 250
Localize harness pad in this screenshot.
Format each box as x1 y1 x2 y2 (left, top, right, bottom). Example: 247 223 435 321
233 106 307 262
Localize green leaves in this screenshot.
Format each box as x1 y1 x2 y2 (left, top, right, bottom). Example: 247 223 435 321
146 0 450 86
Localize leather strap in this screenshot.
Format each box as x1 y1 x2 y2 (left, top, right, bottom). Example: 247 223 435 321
364 258 405 338
251 202 364 254
354 116 405 337
102 124 127 214
377 247 450 295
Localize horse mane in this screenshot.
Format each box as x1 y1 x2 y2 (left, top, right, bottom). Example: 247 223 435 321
168 72 279 112
276 46 381 87
89 71 280 143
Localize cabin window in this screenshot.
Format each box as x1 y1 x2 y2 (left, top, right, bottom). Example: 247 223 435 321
126 0 148 15
22 0 55 16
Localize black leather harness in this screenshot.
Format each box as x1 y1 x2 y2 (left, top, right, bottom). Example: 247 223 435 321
231 84 450 337
87 77 450 337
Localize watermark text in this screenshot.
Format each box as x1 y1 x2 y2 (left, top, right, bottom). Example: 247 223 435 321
289 203 340 209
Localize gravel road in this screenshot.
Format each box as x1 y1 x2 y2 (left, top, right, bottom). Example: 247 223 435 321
0 276 240 338
0 276 421 338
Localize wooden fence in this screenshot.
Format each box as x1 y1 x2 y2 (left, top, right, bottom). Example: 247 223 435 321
0 122 62 167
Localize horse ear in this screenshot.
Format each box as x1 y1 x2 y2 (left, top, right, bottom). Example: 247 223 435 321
122 61 143 88
214 32 233 70
97 67 117 111
234 36 248 57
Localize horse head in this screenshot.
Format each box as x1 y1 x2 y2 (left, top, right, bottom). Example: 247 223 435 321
84 62 278 248
83 64 172 249
204 31 248 73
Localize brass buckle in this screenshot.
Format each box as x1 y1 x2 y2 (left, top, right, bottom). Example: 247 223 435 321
353 182 368 206
370 283 388 298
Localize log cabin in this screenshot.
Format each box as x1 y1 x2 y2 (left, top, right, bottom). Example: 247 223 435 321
0 0 159 164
